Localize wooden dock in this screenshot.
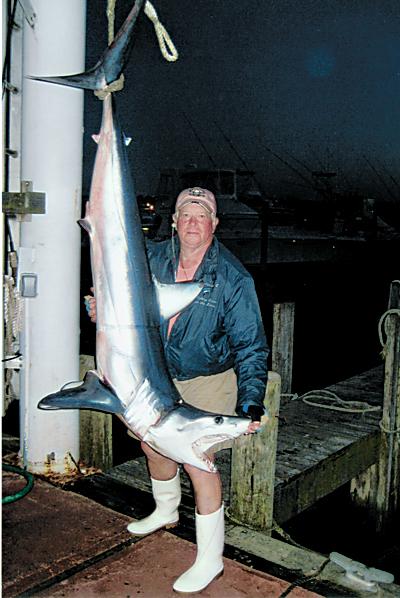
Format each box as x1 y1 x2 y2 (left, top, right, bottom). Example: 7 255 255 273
105 365 384 525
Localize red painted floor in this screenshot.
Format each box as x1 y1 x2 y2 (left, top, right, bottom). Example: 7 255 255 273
3 472 321 598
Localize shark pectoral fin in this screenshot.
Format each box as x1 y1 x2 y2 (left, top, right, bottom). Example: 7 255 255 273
153 277 203 320
38 371 123 414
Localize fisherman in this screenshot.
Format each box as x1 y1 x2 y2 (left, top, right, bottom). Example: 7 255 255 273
86 187 268 593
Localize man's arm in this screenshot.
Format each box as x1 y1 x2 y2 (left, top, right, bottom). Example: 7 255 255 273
224 276 269 419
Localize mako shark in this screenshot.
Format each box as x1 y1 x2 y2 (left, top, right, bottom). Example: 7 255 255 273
36 0 251 472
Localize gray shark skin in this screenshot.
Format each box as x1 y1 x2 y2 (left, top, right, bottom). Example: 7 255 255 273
37 1 251 472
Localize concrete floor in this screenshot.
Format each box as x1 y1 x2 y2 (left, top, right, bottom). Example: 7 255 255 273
2 470 322 598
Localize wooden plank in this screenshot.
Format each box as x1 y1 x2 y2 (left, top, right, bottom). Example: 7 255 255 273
351 282 400 531
274 430 380 523
230 372 281 532
79 355 113 472
272 303 295 394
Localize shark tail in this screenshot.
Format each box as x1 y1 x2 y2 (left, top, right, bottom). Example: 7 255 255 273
28 0 145 91
38 371 124 414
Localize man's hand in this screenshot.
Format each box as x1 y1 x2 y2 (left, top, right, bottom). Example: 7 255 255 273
237 404 266 434
84 287 97 323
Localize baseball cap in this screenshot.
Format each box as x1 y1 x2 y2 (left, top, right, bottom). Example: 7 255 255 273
175 187 217 216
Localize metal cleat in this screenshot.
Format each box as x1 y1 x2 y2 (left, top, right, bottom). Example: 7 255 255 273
330 552 394 592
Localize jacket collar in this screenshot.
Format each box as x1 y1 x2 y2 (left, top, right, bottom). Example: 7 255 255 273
167 236 219 285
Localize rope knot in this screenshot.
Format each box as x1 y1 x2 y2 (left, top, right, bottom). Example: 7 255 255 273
94 74 125 100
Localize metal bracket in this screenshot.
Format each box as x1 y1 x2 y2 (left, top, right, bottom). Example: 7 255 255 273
2 181 46 216
3 355 23 370
18 0 36 27
330 552 394 592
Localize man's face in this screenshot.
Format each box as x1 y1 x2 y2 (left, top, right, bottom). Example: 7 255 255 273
176 203 218 250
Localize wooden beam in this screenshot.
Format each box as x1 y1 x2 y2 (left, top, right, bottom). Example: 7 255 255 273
350 280 400 532
272 303 295 395
275 430 380 523
79 355 113 472
230 371 280 532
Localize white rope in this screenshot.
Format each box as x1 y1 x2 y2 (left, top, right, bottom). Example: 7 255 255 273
284 389 380 414
144 1 179 62
378 308 400 349
3 275 23 351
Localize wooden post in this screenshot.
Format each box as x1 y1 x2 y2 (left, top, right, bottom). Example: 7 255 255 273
230 371 281 532
272 303 295 395
79 355 113 471
350 280 400 531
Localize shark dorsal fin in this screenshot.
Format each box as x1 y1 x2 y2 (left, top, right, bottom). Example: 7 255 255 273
153 276 203 320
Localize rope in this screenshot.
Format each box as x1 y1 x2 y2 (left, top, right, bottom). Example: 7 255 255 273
283 389 380 414
144 1 178 62
94 74 125 100
96 0 178 100
107 0 116 44
379 420 400 435
3 274 23 413
378 308 400 358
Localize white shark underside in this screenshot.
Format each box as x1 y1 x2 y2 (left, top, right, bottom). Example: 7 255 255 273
37 0 250 472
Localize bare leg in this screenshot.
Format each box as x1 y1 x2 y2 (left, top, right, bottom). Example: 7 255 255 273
184 461 222 514
141 441 178 480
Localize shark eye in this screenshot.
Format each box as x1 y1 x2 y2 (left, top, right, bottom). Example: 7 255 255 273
214 416 224 425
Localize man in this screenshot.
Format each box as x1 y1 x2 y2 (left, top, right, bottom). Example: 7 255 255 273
86 187 269 593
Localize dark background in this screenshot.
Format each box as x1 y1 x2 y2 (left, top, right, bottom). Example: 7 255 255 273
83 0 400 201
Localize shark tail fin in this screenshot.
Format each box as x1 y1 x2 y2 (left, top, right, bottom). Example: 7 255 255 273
28 0 145 91
38 371 123 415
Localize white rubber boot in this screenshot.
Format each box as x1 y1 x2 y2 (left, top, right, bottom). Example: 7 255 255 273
127 470 181 536
173 504 224 594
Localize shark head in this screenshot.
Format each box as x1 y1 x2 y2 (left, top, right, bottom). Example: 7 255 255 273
142 403 250 472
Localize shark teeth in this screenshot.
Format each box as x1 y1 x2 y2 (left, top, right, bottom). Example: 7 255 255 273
192 434 232 471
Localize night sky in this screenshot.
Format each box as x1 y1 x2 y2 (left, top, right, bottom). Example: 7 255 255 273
83 0 400 201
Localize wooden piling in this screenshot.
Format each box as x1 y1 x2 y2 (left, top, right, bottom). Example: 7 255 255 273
272 303 295 394
350 280 400 531
230 371 281 532
79 355 113 472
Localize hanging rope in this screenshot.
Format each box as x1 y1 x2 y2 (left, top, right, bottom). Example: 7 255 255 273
96 0 178 99
3 274 23 413
144 1 178 62
107 0 178 63
107 0 117 44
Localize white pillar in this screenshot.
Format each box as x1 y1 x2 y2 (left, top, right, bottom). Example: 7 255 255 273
19 1 86 473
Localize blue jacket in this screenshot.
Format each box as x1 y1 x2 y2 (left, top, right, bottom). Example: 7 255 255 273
147 237 269 413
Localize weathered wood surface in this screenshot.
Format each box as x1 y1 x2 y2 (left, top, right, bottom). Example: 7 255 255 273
272 303 295 394
79 355 113 471
107 366 384 524
230 371 280 531
351 280 400 531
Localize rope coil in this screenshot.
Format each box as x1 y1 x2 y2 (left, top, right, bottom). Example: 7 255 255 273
283 389 380 414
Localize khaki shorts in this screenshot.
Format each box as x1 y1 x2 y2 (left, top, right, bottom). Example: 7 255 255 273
173 368 237 415
127 369 238 445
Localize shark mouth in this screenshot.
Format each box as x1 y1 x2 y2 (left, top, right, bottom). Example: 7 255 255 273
192 434 233 471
